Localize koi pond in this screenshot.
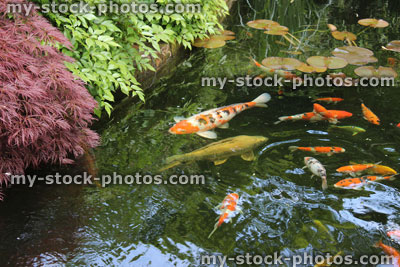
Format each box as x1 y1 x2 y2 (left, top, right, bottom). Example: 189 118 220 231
1 0 400 266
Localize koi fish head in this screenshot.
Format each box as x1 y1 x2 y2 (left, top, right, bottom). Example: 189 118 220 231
169 120 200 134
333 147 346 153
387 230 400 239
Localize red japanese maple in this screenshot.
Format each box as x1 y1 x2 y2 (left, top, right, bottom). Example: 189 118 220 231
0 0 99 198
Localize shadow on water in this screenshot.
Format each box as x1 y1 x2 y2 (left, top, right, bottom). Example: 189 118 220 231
1 0 400 266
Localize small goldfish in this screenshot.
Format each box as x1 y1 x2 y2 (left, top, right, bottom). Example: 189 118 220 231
334 175 394 190
328 125 366 136
388 230 400 240
289 146 345 156
375 241 400 267
368 164 397 175
208 193 241 238
361 103 380 125
303 157 328 190
336 164 375 176
314 97 344 104
169 93 271 139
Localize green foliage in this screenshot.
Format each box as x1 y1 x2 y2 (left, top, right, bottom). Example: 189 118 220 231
33 0 228 116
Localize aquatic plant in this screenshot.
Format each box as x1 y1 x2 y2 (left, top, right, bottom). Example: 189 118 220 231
307 56 348 70
0 0 99 195
354 66 398 78
383 41 400 52
332 46 378 65
193 30 236 49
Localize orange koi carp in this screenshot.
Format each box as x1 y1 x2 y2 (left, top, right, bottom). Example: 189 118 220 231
289 146 345 156
334 175 394 189
169 93 271 139
361 103 380 125
375 241 400 267
336 164 375 176
314 97 344 104
313 104 352 124
208 193 241 238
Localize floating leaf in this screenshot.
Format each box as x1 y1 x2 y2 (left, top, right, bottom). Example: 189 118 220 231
307 56 348 69
354 66 398 78
332 46 377 65
281 50 303 55
331 31 357 41
262 57 302 70
192 30 235 49
358 18 389 28
383 40 400 52
296 63 327 73
247 19 279 30
264 25 289 36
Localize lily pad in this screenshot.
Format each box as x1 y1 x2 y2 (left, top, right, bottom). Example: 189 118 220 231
331 31 357 41
384 40 400 52
332 46 377 65
192 30 236 49
262 57 303 70
354 66 398 78
247 19 279 30
358 18 389 28
307 56 348 69
296 63 327 73
264 25 289 36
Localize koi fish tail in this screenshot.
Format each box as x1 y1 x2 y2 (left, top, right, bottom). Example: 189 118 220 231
208 222 219 239
321 177 328 190
158 155 184 172
288 146 298 152
252 93 271 108
274 116 288 124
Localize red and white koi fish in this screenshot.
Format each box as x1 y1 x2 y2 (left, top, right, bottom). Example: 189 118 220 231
375 241 400 267
169 93 271 139
208 193 241 238
303 157 328 190
275 112 325 124
313 97 344 104
289 146 345 156
334 175 394 190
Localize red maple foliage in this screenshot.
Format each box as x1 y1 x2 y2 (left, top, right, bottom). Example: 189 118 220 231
0 0 99 198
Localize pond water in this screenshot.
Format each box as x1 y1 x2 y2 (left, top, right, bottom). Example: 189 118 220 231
1 0 400 266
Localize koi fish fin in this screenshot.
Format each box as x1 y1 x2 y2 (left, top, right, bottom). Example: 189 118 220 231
329 118 338 124
327 152 333 157
158 154 184 172
352 132 358 136
173 116 185 122
218 122 229 129
241 150 255 161
302 166 307 169
274 120 283 125
214 158 228 165
252 93 271 107
321 178 328 190
288 146 298 152
208 223 219 239
197 131 217 139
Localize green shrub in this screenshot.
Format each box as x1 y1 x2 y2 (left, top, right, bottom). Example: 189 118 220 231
32 0 229 116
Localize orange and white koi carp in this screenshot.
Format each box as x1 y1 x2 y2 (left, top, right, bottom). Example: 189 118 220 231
208 193 241 238
388 230 400 240
336 164 375 176
361 103 380 125
169 93 271 139
289 146 345 156
303 157 328 190
275 112 324 124
375 241 400 267
334 175 394 189
314 97 344 104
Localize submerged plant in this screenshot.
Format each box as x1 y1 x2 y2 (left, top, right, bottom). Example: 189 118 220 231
0 0 99 195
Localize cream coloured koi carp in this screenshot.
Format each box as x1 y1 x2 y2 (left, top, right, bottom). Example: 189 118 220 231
208 193 241 238
169 93 271 139
303 157 328 190
158 135 268 171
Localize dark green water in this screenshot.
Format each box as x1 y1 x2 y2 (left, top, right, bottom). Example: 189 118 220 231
1 0 400 266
